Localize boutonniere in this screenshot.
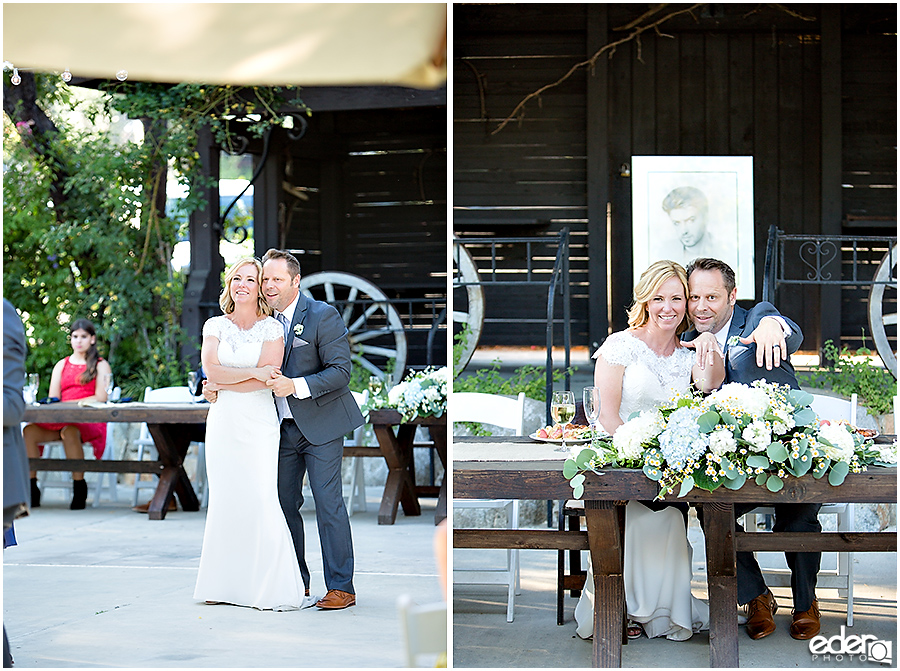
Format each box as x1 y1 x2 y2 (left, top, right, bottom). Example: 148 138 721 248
727 335 740 348
293 323 304 337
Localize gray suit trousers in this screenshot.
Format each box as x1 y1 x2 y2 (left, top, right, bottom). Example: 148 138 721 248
277 418 355 595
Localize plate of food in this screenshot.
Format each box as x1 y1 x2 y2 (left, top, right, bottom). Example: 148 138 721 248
529 423 599 444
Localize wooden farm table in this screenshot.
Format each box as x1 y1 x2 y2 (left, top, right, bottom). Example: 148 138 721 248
24 402 208 520
453 436 897 668
366 409 447 525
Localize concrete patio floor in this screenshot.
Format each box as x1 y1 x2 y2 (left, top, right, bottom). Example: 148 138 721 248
4 485 446 668
453 522 897 668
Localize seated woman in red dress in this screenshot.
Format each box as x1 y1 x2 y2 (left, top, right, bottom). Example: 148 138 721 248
23 319 112 510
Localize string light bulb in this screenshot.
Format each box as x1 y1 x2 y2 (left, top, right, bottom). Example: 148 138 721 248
10 68 21 85
116 69 128 81
61 68 72 83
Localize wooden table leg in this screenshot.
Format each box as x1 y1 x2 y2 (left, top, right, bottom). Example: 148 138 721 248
584 500 625 668
146 424 201 520
703 502 739 667
374 424 421 524
431 426 447 525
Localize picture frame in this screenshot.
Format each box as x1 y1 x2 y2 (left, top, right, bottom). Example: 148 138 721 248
631 156 755 299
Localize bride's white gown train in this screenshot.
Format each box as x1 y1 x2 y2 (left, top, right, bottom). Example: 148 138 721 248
573 331 710 640
193 316 305 610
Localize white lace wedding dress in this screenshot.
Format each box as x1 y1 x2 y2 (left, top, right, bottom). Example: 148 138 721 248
573 331 710 641
193 316 306 610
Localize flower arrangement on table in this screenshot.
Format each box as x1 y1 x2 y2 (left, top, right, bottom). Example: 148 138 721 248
363 366 448 423
563 380 895 500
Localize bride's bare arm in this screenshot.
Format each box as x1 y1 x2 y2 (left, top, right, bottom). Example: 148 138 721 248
200 336 285 387
594 354 625 434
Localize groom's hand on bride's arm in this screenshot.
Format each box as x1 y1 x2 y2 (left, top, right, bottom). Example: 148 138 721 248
201 380 218 404
266 373 297 398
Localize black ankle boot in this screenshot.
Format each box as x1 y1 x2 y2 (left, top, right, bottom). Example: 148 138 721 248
30 477 41 508
70 479 88 510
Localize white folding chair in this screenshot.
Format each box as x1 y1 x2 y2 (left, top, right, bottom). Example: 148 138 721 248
133 386 205 506
344 390 370 515
745 392 858 625
452 391 526 622
397 594 447 668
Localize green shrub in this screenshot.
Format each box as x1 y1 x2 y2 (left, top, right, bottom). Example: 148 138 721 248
799 339 896 416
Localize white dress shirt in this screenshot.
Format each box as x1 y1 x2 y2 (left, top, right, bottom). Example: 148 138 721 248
275 293 311 421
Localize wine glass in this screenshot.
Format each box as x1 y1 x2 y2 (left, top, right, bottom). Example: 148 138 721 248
583 386 601 445
550 390 576 453
24 373 39 405
105 372 115 402
368 375 383 398
187 371 199 398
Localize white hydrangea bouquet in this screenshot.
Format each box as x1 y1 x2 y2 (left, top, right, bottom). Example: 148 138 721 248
365 366 448 423
563 381 891 500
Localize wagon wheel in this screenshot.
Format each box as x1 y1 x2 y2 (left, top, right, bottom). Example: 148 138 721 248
868 244 897 379
453 238 485 377
298 272 407 388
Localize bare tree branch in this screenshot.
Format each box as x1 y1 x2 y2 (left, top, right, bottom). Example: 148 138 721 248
489 3 819 136
491 4 703 135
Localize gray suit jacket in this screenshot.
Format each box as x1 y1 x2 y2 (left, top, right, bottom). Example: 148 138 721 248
683 302 803 389
4 299 30 526
282 294 364 445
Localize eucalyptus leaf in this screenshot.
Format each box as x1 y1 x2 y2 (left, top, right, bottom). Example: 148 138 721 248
766 442 789 463
642 461 662 481
812 458 831 478
746 455 770 470
678 475 695 498
789 455 812 477
562 459 579 480
576 449 596 469
719 410 737 426
720 455 737 479
828 460 850 486
697 411 721 433
755 472 768 486
789 389 815 408
793 408 818 427
573 483 584 499
723 473 747 490
766 475 784 492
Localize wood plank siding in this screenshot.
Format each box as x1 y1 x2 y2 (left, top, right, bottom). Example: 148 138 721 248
453 4 896 354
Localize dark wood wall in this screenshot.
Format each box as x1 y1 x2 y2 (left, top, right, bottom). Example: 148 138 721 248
454 4 896 354
256 106 447 369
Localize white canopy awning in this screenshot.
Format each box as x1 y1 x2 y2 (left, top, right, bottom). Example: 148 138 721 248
3 3 446 88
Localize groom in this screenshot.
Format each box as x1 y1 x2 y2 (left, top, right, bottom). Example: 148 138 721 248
261 248 364 610
683 257 822 641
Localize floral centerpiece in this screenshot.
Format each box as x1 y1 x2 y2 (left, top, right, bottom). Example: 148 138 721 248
563 381 894 500
364 366 448 423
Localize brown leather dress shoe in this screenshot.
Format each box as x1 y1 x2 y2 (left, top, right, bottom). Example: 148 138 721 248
745 589 778 640
132 499 177 513
316 589 356 610
790 600 820 640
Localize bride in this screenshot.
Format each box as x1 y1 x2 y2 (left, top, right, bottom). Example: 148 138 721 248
574 260 724 641
193 256 306 610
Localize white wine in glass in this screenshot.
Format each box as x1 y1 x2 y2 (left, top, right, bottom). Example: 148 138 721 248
551 390 576 452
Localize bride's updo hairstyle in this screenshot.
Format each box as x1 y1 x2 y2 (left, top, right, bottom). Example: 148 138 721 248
219 256 272 317
626 260 691 336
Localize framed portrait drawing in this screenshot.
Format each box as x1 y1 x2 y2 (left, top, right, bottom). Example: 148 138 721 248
631 156 755 299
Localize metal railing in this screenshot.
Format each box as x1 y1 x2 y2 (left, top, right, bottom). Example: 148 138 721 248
453 229 571 423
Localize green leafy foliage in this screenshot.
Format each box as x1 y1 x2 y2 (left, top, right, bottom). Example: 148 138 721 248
799 339 895 416
4 76 305 398
453 360 573 402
